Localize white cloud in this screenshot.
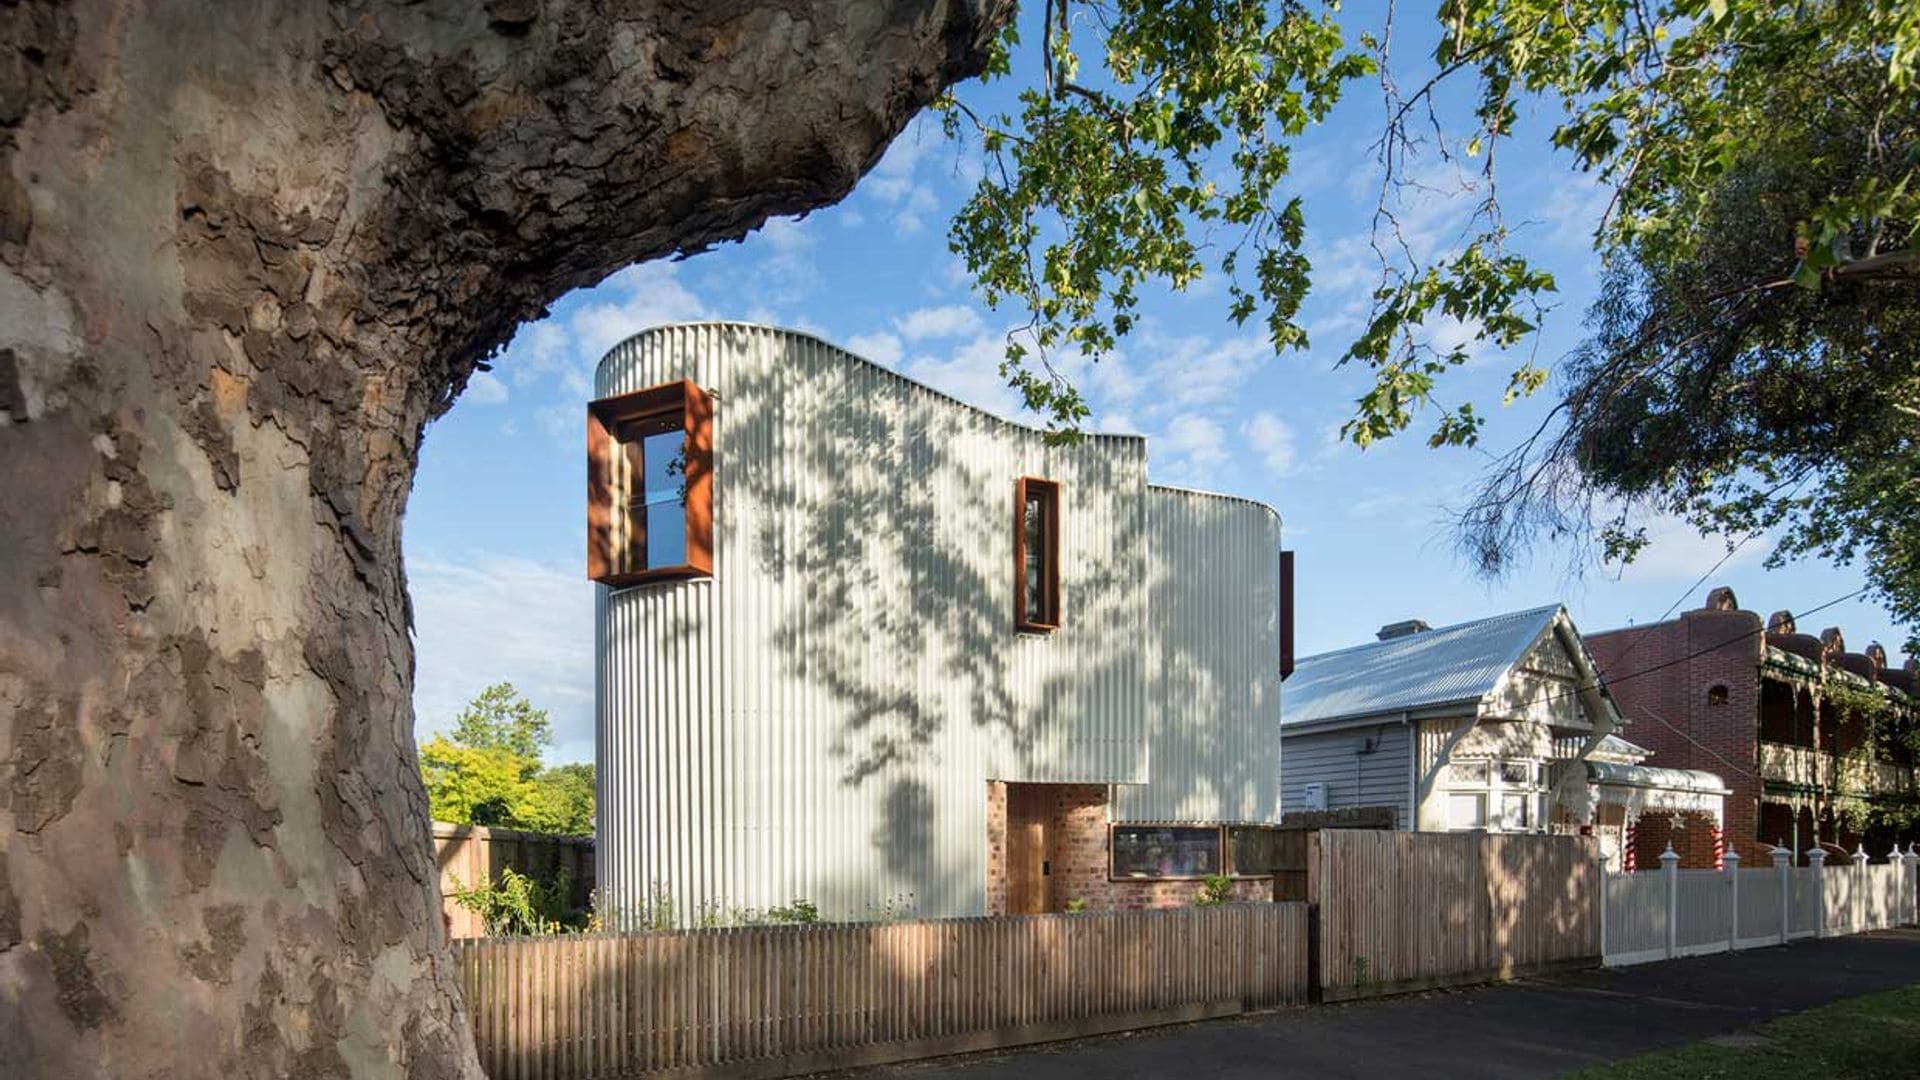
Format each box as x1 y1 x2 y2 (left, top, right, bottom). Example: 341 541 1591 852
858 117 948 238
1150 413 1230 483
846 330 905 368
1138 333 1267 410
895 304 985 342
465 370 509 405
1242 412 1298 475
1347 488 1426 519
410 553 596 763
1609 515 1768 588
900 334 1029 418
496 261 711 405
569 262 710 360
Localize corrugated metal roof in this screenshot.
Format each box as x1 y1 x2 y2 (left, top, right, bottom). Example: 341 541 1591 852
1282 604 1564 728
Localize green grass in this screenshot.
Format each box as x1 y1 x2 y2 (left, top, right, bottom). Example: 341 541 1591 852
1561 985 1920 1079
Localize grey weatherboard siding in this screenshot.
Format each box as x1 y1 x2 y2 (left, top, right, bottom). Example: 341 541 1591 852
593 323 1282 924
1278 724 1414 829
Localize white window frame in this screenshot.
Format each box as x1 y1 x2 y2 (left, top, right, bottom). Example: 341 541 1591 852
1439 756 1548 834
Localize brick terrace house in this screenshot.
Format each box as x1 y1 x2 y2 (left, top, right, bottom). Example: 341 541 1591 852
1587 587 1919 869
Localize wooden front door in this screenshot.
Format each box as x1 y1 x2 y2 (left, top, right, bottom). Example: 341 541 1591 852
1005 784 1051 914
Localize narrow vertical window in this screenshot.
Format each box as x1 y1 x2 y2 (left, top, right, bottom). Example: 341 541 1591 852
587 379 712 585
1014 477 1059 631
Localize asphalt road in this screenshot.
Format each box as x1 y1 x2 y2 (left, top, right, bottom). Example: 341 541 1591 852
829 929 1920 1079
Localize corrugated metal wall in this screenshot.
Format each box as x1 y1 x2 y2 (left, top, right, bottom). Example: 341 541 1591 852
594 324 1284 923
595 323 1170 924
1113 487 1284 824
1278 724 1412 828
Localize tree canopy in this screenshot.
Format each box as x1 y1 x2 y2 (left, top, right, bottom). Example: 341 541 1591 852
941 0 1920 640
421 682 595 835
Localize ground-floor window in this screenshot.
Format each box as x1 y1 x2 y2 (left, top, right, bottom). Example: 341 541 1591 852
1441 757 1546 833
1110 825 1221 879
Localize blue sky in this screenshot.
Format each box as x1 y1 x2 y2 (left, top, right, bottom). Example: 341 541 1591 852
405 10 1906 765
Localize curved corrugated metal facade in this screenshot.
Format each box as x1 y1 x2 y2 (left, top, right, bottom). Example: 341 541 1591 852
1116 486 1284 824
594 323 1280 923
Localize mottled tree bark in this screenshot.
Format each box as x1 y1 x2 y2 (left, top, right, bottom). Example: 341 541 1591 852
0 2 1004 1075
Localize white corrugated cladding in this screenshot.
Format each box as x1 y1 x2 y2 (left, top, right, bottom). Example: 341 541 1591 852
594 323 1157 923
1112 486 1284 824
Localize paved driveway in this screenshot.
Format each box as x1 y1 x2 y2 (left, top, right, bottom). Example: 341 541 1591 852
833 929 1920 1079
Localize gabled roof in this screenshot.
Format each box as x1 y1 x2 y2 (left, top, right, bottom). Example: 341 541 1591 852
1282 604 1567 732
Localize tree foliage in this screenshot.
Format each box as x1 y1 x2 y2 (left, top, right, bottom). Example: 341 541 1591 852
421 683 594 835
1458 56 1920 646
452 679 554 760
941 0 1920 640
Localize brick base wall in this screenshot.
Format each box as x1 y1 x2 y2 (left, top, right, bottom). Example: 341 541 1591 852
985 781 1008 916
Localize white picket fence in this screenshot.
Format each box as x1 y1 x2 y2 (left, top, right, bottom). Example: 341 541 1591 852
1602 844 1920 967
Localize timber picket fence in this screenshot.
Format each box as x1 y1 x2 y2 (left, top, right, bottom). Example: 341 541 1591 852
1308 830 1601 1001
1602 843 1920 967
452 903 1310 1079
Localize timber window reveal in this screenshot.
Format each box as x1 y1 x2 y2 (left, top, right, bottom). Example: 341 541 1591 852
586 379 714 586
1013 476 1061 631
1110 825 1220 880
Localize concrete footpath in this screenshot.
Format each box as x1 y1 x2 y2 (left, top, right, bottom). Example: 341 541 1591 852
833 929 1920 1079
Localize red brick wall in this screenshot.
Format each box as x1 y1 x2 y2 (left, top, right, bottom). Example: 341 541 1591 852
1630 810 1721 870
984 781 1271 913
1588 608 1768 861
984 781 1008 915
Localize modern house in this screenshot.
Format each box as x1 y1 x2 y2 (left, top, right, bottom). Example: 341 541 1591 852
1277 604 1725 864
587 323 1290 925
1587 587 1919 867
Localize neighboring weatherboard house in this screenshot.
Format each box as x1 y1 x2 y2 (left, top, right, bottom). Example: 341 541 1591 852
587 323 1290 925
1279 605 1626 834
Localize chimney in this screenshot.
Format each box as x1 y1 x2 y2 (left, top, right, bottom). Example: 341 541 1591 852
1820 627 1846 658
1767 610 1797 634
1865 642 1888 670
1703 586 1739 612
1377 619 1432 641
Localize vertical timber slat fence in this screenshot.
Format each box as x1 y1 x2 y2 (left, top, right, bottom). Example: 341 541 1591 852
1310 830 1602 1002
453 903 1310 1079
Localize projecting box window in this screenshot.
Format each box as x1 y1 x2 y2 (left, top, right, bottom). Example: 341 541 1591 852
586 379 713 586
1014 476 1060 631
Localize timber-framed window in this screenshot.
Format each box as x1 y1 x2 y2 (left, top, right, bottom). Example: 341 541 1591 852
1108 823 1281 880
1110 825 1220 880
587 379 713 586
1014 476 1060 631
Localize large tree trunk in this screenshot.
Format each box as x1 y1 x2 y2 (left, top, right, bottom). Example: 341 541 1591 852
0 2 1004 1075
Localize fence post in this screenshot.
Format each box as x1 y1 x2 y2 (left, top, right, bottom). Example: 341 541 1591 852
1886 843 1905 930
1598 849 1611 961
1853 844 1870 933
1908 844 1920 927
1661 842 1679 960
1806 847 1827 938
1772 844 1792 945
1723 847 1740 951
